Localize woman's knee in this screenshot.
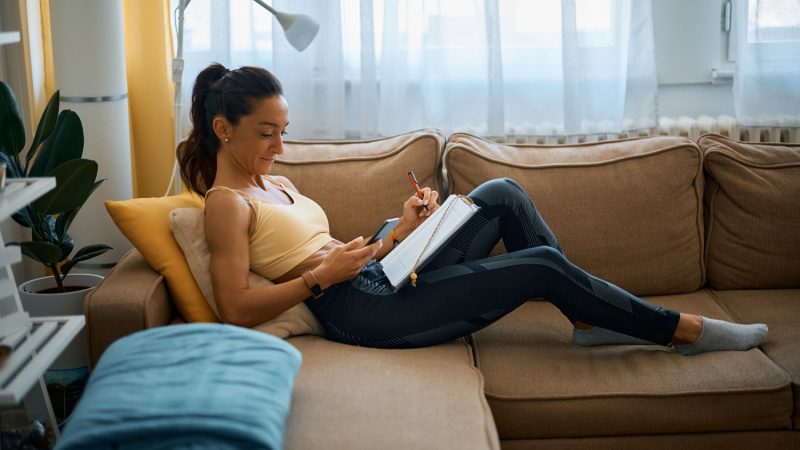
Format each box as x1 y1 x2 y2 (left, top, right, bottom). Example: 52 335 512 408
523 245 564 261
505 245 565 265
470 178 528 204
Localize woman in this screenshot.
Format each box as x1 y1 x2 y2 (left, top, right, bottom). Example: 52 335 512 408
180 63 767 356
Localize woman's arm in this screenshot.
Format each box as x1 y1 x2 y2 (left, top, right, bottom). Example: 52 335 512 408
206 191 314 327
373 187 440 260
206 190 380 328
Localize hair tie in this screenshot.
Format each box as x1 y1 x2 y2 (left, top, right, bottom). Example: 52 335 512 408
216 69 232 89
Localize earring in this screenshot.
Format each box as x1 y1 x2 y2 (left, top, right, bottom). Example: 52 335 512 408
224 138 229 142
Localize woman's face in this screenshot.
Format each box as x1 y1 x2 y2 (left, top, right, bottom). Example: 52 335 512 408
221 95 289 176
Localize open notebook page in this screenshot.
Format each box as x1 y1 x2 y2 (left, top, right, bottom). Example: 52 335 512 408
381 195 479 290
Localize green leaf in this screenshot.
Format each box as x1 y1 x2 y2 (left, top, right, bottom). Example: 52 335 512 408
29 110 83 177
26 90 60 172
0 82 25 159
55 208 77 238
60 260 76 277
41 215 58 244
0 152 21 178
58 232 74 262
71 244 111 262
61 244 111 277
54 179 104 238
8 241 63 265
31 159 98 216
11 207 31 227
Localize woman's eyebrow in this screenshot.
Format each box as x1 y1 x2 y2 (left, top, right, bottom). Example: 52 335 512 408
258 121 289 127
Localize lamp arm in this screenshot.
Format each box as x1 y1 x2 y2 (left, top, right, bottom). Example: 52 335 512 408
251 0 279 16
167 0 188 196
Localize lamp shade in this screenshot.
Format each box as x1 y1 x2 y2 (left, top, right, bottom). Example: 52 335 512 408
273 12 320 52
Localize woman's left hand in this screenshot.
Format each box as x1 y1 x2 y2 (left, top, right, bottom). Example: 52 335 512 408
401 187 440 229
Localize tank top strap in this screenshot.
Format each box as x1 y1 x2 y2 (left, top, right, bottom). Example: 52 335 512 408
263 175 284 189
205 185 253 201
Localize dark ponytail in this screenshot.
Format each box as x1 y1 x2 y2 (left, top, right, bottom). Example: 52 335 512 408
178 63 283 194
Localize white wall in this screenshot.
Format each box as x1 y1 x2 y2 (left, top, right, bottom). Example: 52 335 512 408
652 0 737 119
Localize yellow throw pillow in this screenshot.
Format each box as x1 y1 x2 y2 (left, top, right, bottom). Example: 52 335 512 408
105 192 219 323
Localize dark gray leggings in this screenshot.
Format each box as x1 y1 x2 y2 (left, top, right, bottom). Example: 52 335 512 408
304 178 681 349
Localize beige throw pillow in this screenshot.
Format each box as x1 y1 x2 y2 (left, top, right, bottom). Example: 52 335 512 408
169 207 324 339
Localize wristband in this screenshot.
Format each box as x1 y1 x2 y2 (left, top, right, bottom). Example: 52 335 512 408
301 270 323 298
389 229 400 246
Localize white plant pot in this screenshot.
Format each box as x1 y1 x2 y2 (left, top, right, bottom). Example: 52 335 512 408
18 273 103 370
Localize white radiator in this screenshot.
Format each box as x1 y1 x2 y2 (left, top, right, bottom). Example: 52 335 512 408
492 115 800 145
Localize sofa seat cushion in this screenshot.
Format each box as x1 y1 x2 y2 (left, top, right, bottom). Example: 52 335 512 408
472 290 793 439
444 135 705 296
710 289 800 429
283 336 499 450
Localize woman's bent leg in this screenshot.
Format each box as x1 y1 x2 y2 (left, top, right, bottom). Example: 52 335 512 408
424 178 563 271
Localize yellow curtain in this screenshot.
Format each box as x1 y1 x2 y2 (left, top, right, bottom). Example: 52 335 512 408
38 0 176 198
17 0 51 126
121 0 176 198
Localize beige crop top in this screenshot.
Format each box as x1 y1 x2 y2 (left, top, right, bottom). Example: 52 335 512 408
205 176 334 280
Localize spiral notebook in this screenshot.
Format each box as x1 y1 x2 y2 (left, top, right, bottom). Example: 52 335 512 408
380 195 480 290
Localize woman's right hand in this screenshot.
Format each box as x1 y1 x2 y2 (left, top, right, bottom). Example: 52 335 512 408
314 237 380 289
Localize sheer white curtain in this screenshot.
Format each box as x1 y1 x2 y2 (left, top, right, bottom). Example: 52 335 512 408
733 0 800 126
172 0 658 140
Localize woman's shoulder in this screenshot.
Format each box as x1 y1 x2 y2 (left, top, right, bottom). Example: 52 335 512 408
205 188 254 236
205 188 251 215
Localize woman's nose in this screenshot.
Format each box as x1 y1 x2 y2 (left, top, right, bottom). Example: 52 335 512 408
273 135 284 154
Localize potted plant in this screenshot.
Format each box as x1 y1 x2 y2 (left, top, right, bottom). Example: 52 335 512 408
1 81 111 293
0 81 110 426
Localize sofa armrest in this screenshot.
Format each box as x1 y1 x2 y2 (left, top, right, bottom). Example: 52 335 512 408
84 248 175 368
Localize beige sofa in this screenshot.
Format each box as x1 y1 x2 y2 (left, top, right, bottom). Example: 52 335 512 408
86 130 800 449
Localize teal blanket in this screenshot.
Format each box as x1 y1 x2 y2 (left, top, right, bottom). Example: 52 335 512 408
56 324 302 450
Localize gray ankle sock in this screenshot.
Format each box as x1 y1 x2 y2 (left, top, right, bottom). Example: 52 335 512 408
673 317 768 356
572 327 656 347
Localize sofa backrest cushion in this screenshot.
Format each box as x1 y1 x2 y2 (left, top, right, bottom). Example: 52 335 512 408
444 134 705 296
271 129 445 242
700 134 800 289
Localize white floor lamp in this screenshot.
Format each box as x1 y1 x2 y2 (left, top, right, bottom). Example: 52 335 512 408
167 0 320 196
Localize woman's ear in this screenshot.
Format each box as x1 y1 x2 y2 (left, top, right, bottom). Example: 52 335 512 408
212 116 231 141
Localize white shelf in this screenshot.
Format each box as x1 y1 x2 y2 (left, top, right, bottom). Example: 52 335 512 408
0 31 21 46
0 315 85 406
0 178 56 221
0 175 70 441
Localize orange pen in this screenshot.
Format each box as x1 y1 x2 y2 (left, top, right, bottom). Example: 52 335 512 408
408 171 429 211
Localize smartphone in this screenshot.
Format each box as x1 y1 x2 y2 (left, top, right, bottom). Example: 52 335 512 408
365 218 400 246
